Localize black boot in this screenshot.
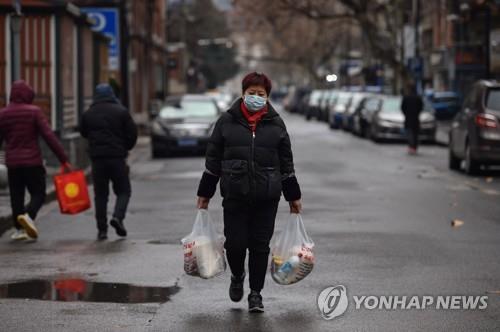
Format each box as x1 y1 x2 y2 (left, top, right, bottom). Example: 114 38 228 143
229 272 245 302
248 290 264 313
97 230 108 240
110 218 127 237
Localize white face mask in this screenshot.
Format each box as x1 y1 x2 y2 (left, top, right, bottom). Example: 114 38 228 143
244 94 267 112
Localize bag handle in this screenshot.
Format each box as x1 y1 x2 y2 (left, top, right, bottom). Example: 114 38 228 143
292 213 313 245
60 162 73 174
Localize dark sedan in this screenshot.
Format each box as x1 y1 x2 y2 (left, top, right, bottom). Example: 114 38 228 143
449 80 500 174
150 95 221 158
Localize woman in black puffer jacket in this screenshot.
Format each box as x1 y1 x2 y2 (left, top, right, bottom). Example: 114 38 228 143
196 72 302 313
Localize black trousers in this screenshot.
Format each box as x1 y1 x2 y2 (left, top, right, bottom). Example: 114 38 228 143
407 126 420 149
91 158 131 231
223 199 279 292
7 166 46 229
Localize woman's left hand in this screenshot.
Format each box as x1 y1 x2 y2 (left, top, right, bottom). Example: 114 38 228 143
289 199 302 214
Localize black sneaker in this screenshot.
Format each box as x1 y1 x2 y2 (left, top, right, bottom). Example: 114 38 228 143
97 230 108 240
110 218 127 237
229 272 245 302
248 290 264 313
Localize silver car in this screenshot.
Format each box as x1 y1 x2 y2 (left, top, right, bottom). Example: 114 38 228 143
369 95 436 142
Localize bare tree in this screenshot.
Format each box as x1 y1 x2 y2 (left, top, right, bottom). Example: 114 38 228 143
233 0 352 85
277 0 412 88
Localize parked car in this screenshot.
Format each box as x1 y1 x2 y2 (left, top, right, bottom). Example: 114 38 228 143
150 95 221 158
284 87 311 114
352 96 382 137
318 89 337 122
328 91 352 129
449 80 500 174
305 89 324 120
343 92 371 131
205 91 234 111
427 91 460 120
368 95 436 142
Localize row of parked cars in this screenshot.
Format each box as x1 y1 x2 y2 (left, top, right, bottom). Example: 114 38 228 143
284 80 500 175
283 87 437 143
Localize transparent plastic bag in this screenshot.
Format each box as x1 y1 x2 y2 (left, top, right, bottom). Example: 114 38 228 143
181 209 226 279
271 214 315 285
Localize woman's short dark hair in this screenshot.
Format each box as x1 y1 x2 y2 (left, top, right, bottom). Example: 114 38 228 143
242 72 272 95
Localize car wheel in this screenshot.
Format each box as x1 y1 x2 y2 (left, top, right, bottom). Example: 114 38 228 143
464 143 480 175
448 147 461 171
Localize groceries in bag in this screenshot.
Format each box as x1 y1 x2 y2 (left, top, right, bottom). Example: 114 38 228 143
181 210 226 279
53 165 91 215
271 214 315 285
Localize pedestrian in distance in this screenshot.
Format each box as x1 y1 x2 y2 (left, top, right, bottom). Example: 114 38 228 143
401 83 423 155
196 72 303 313
80 84 138 240
0 80 70 241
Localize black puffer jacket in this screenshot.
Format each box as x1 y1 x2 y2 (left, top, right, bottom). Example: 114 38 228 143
401 94 423 130
80 85 138 160
197 99 301 202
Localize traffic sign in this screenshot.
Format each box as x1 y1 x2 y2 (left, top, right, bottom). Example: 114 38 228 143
81 7 120 71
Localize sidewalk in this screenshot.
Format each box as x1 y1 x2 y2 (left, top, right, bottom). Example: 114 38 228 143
0 136 150 237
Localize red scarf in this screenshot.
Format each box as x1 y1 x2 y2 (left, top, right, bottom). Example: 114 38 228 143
240 101 268 133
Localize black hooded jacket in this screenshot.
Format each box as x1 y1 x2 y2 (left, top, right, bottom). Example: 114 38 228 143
80 85 138 159
197 99 301 202
401 94 423 130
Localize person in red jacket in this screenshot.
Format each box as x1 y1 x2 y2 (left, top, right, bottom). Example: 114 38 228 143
0 80 69 241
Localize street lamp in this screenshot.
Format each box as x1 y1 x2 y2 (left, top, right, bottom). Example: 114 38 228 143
326 74 338 83
10 0 22 81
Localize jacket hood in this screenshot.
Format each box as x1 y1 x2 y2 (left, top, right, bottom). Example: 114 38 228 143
93 83 118 104
9 80 35 104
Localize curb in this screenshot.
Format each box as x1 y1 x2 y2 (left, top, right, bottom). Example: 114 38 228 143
0 168 92 237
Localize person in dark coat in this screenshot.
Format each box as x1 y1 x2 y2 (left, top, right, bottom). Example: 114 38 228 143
0 80 69 241
401 84 423 155
80 84 138 240
196 72 302 313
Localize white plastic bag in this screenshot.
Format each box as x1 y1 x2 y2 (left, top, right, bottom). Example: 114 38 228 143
271 214 315 285
181 209 226 279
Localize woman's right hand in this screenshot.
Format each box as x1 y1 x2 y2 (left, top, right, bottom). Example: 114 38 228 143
197 196 210 209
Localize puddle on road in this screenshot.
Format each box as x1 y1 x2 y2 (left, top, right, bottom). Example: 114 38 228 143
0 278 180 303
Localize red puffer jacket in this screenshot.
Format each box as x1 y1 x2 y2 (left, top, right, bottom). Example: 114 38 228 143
0 80 68 168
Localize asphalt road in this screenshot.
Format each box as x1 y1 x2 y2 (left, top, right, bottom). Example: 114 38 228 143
1 107 499 332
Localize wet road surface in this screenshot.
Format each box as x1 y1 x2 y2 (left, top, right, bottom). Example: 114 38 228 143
1 108 500 331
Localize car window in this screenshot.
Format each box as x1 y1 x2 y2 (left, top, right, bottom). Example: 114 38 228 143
351 95 364 107
336 94 351 105
310 91 322 103
433 96 458 104
365 98 381 111
381 97 402 113
486 89 500 111
160 100 218 119
423 99 434 113
462 93 472 112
